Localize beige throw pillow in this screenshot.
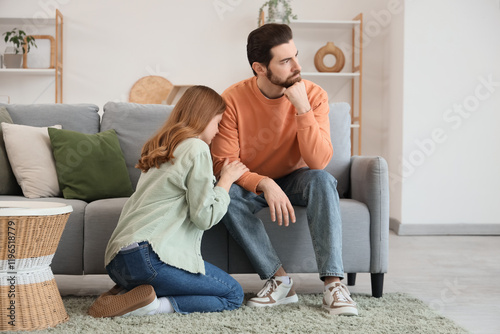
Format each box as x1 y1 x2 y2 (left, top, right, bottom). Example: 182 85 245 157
1 122 62 198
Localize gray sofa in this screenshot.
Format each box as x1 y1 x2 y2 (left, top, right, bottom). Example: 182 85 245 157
0 101 389 297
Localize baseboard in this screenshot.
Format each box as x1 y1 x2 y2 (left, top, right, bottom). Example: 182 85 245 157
389 218 500 235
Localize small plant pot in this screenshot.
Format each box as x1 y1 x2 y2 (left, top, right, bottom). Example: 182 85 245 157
3 54 23 68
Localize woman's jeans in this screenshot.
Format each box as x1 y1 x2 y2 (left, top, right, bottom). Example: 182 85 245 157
106 242 244 314
222 168 344 280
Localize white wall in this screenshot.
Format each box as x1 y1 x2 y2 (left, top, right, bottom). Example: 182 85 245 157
398 0 500 228
0 0 392 154
382 0 405 225
3 0 498 230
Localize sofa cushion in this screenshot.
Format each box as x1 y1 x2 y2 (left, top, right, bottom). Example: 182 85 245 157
83 197 230 274
48 128 134 202
0 103 100 134
83 197 128 274
325 102 351 198
0 107 22 195
200 223 229 272
1 123 62 198
228 198 370 274
101 102 174 189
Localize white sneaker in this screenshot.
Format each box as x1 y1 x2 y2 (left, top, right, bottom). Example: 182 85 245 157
247 277 299 307
322 282 358 316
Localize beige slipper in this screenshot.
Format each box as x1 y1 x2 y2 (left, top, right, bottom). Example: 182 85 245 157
88 284 156 318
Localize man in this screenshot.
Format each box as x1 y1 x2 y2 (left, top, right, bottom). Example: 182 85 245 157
211 23 357 316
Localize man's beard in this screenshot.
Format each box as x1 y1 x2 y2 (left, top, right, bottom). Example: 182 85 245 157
266 68 302 88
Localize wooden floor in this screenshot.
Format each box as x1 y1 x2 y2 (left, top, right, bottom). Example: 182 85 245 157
56 232 500 334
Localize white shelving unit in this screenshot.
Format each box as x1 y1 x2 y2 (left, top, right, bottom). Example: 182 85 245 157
0 68 54 75
289 14 363 155
0 10 63 103
301 72 360 77
289 19 361 27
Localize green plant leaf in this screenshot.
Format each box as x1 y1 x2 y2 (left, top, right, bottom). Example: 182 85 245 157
2 28 37 54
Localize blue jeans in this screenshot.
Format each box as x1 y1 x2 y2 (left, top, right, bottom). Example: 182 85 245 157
106 242 244 314
222 168 344 280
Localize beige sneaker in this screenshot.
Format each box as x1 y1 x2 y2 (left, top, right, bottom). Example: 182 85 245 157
247 277 298 307
323 282 358 316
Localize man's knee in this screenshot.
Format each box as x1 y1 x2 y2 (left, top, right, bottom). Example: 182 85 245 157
227 183 246 199
308 169 338 189
226 184 259 214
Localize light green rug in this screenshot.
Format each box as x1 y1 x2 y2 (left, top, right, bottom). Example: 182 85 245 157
19 293 469 334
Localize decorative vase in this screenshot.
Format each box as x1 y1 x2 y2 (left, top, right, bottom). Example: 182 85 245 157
259 4 283 25
3 54 23 68
258 0 297 26
314 42 345 73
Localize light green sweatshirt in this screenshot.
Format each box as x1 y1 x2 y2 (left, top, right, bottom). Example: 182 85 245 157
104 138 230 275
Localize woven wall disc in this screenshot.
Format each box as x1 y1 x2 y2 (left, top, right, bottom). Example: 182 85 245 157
314 42 345 73
129 76 173 104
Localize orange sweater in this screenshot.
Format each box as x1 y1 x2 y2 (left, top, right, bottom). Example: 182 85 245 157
211 76 333 193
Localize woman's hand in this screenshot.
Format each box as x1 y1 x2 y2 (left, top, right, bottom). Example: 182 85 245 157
217 159 249 192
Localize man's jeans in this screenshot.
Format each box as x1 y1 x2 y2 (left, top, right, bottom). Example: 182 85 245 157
222 168 344 280
106 242 244 314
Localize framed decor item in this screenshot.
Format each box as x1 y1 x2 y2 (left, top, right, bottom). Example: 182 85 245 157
22 35 55 69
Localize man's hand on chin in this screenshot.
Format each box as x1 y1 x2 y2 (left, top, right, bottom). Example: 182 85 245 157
284 80 311 115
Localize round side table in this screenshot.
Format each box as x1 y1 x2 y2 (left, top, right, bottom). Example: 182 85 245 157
0 201 72 331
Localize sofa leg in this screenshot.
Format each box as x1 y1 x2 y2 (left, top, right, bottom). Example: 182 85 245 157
347 273 356 286
371 273 384 298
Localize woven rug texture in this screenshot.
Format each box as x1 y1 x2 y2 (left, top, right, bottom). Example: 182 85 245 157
14 293 469 334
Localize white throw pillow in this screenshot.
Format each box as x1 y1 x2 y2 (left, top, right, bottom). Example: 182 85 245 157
1 123 62 198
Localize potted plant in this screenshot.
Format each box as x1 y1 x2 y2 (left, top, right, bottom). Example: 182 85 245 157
258 0 297 26
2 28 37 68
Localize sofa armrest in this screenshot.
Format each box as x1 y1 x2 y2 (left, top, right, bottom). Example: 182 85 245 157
350 156 389 273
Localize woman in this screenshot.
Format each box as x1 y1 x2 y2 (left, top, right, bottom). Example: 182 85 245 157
89 85 248 317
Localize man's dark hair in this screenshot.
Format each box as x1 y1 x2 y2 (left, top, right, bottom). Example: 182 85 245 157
247 23 293 76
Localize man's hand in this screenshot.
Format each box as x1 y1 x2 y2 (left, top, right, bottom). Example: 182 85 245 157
284 80 311 115
257 178 296 226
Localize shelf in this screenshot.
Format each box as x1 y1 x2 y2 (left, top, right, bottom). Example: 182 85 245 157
0 17 56 25
289 19 361 27
0 68 55 75
1 10 63 103
302 72 360 78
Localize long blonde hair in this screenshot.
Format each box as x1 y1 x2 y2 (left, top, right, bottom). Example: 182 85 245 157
136 85 226 172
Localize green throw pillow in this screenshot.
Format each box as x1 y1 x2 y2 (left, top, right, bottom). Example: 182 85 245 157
0 106 23 195
48 128 134 202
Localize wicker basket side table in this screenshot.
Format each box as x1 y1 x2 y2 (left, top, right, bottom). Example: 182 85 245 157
0 201 72 331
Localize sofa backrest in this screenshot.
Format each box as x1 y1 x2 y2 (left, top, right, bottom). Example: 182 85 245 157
0 103 100 133
102 101 351 197
101 102 175 189
325 102 351 198
1 101 351 197
0 103 100 196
